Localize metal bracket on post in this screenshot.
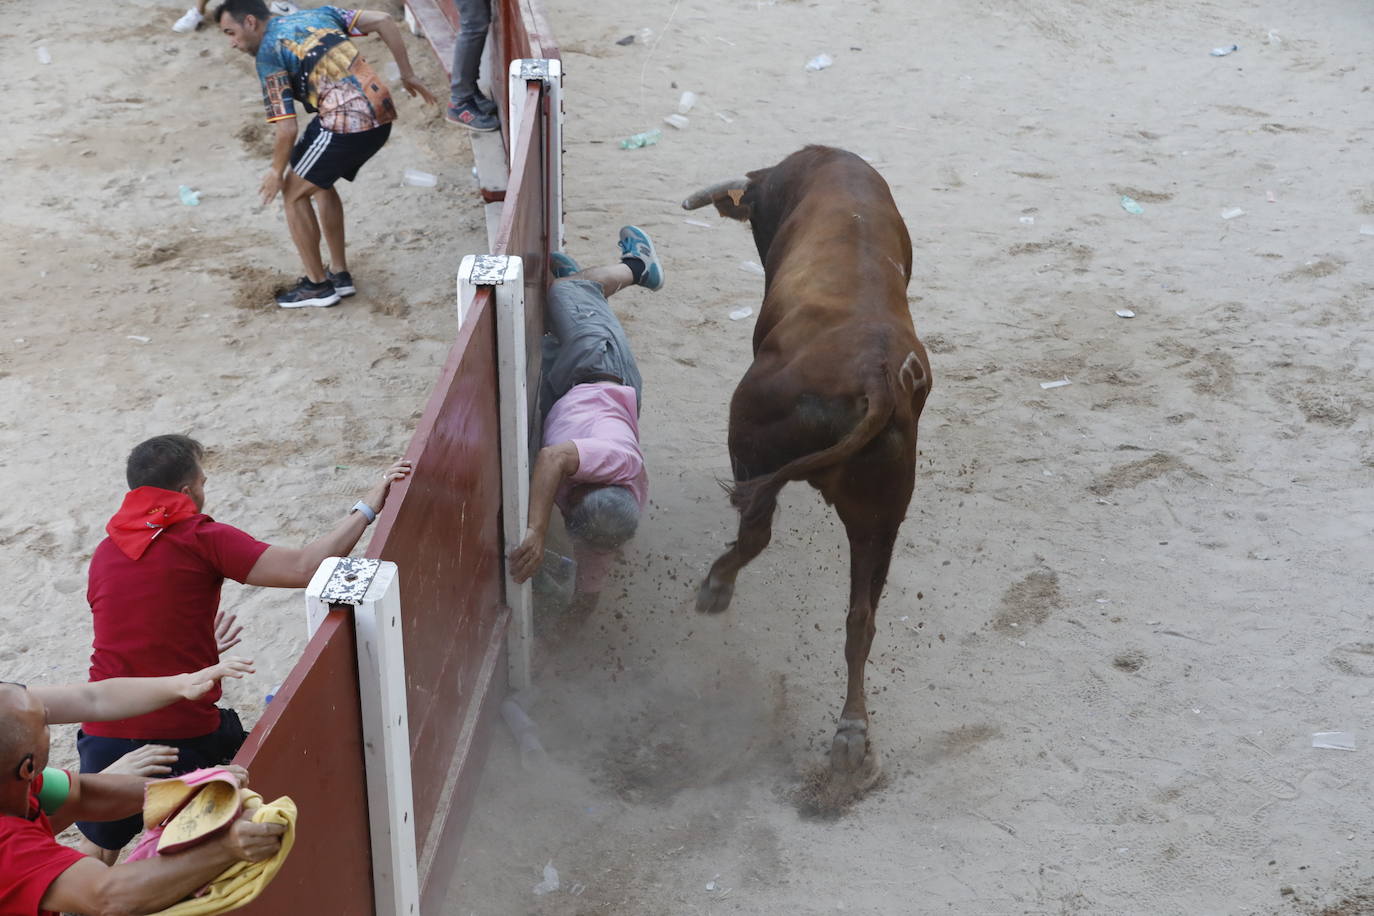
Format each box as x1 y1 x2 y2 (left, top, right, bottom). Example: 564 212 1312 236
456 253 535 690
305 557 418 916
507 58 565 253
457 253 521 328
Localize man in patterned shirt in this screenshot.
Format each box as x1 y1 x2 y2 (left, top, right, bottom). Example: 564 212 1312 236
216 1 436 307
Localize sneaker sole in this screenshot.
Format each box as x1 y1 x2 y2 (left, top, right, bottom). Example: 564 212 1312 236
277 294 341 309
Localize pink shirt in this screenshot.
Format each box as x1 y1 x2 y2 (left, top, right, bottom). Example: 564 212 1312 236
543 383 648 592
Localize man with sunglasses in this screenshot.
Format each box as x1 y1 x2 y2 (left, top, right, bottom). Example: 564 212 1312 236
1 664 282 916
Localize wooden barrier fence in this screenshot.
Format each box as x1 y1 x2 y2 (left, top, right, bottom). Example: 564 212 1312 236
231 1 559 912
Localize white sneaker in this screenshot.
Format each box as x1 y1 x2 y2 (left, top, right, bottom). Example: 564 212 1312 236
172 7 203 33
268 1 299 12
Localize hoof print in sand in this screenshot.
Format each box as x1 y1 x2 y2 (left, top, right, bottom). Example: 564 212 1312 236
789 747 884 820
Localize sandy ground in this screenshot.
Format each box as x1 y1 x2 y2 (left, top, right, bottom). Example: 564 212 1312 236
450 0 1374 914
1 0 477 773
5 0 1374 914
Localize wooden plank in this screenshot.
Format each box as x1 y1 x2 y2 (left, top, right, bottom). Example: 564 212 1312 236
417 606 509 910
401 0 458 67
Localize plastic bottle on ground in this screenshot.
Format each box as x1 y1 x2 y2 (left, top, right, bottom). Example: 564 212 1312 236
500 697 549 771
619 129 662 149
402 169 437 188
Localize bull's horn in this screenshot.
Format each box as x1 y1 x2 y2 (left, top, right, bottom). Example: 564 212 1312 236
681 178 748 210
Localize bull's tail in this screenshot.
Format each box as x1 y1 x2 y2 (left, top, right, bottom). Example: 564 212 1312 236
731 354 924 527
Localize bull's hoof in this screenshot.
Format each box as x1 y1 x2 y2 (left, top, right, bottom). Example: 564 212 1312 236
695 577 735 615
830 718 871 773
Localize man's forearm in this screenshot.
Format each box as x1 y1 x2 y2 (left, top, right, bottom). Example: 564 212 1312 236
299 511 371 573
371 19 417 77
33 677 183 725
98 841 240 914
526 446 574 537
270 122 296 176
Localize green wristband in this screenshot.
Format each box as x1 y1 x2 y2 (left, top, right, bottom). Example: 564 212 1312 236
36 767 70 815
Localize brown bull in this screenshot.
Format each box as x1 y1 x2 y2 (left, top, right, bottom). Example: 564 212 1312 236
684 146 931 774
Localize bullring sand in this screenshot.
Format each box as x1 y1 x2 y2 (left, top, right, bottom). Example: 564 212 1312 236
4 1 1374 914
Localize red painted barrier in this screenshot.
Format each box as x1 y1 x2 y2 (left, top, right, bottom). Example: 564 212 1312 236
230 611 373 912
231 1 560 912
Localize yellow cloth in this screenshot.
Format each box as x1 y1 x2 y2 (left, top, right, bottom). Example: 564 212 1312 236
150 792 297 916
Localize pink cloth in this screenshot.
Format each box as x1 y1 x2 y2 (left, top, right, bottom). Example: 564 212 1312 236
543 383 648 593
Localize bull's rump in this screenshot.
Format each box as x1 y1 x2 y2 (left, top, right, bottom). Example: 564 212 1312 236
724 331 923 487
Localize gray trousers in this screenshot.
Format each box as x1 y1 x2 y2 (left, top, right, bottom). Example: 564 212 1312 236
449 0 491 102
540 278 643 420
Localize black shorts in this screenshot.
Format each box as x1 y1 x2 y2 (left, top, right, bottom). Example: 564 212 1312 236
75 707 248 850
290 119 392 189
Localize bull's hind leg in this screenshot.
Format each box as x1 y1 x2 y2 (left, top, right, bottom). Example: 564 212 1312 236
831 500 905 773
696 483 778 615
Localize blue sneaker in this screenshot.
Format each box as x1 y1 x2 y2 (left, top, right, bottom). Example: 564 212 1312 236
550 251 581 278
617 225 663 291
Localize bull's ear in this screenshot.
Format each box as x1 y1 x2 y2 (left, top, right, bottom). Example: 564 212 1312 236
714 168 770 222
712 188 752 222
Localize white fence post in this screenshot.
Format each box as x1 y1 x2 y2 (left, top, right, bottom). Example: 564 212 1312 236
508 58 565 252
305 557 419 916
456 255 534 690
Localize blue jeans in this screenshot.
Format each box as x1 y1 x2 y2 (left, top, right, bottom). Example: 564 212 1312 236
449 0 492 102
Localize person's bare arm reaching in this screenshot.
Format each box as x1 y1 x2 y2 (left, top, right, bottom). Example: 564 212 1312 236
244 459 412 586
508 442 581 583
31 659 254 725
352 11 438 105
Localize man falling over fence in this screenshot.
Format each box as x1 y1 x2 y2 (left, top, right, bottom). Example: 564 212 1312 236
215 0 437 307
508 227 665 618
76 434 410 864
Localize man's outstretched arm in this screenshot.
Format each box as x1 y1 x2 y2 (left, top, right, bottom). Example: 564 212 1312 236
244 459 412 587
32 659 255 726
509 442 580 583
352 11 437 104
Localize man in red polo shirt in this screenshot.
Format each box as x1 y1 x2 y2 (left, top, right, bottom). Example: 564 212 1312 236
1 673 282 916
78 433 411 862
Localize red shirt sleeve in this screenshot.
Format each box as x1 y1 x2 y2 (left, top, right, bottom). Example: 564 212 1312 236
194 521 271 583
0 815 86 916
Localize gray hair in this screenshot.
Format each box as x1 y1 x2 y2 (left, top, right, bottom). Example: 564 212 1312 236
565 486 639 549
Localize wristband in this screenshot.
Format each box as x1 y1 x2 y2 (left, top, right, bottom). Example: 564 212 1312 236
351 500 377 524
37 767 70 815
